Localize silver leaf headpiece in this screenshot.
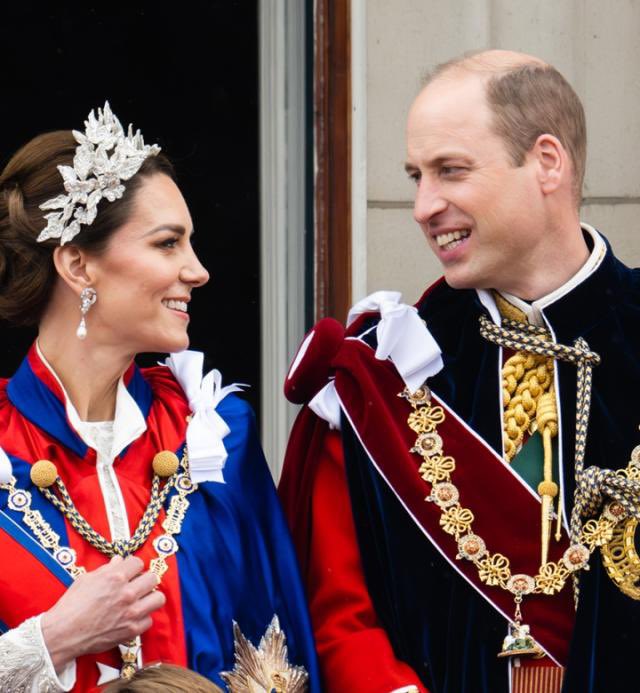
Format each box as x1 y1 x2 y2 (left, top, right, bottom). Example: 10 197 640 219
37 101 161 245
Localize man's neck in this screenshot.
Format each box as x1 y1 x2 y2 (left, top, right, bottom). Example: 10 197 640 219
498 221 591 302
493 223 605 326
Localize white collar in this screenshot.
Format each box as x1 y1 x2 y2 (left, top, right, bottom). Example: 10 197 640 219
478 223 606 326
35 342 147 460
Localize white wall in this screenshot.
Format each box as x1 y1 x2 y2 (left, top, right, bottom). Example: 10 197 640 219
360 0 640 304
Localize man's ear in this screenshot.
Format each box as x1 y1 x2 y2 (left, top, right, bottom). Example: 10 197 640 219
533 134 567 195
53 245 95 294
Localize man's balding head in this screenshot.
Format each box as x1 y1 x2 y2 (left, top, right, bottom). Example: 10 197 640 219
422 50 586 205
425 49 548 80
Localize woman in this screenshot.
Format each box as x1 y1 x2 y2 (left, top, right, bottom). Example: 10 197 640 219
0 103 318 692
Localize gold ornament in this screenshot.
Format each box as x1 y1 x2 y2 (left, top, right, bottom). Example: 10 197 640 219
30 460 58 488
534 562 569 595
537 480 558 498
439 506 474 538
601 518 640 599
119 640 139 680
220 616 308 692
408 405 445 434
477 554 510 588
418 456 455 484
152 450 180 477
598 455 640 600
582 518 614 549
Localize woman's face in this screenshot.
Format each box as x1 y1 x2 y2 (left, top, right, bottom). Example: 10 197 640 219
85 173 209 355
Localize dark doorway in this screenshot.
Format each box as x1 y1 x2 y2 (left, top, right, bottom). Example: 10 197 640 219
0 2 261 412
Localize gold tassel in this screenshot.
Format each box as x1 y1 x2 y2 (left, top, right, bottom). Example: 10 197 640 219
537 392 558 565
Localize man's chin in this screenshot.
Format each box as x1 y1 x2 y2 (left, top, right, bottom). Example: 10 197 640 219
442 270 479 291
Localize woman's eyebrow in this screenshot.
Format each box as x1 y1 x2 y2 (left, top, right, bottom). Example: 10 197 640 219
142 224 195 237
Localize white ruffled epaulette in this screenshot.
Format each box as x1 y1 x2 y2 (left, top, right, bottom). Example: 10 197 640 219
164 351 246 484
308 291 444 431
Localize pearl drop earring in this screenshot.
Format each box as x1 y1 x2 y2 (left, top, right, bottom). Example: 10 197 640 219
76 288 97 340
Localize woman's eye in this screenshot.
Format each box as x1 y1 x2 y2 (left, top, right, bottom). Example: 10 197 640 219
159 237 179 249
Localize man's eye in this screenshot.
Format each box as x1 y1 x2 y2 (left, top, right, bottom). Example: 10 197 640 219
441 166 464 176
407 171 421 184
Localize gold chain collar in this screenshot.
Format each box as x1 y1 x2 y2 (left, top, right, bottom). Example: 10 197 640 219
401 384 627 657
0 450 197 679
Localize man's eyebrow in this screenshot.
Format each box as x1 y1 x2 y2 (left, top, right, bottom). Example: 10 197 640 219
142 224 195 237
404 154 472 173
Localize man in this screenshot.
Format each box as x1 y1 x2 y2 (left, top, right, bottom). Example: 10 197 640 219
280 50 640 692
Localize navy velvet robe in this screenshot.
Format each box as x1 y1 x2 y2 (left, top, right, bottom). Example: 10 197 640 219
342 236 640 692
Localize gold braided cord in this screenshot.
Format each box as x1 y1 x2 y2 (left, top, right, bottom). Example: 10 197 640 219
502 352 555 462
493 296 561 565
493 292 530 324
493 294 557 463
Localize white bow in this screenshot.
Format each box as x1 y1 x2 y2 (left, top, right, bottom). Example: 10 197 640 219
164 351 246 484
0 446 11 484
347 290 443 392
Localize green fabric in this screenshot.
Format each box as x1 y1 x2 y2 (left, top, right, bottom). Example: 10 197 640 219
510 432 559 492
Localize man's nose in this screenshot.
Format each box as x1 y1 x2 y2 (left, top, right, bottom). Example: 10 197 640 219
413 179 447 225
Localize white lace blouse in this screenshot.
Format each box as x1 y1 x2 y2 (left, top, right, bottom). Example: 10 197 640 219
0 361 138 693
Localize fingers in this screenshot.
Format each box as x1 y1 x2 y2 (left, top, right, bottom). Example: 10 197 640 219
127 569 162 602
94 555 144 580
118 582 166 642
118 555 146 580
134 589 166 620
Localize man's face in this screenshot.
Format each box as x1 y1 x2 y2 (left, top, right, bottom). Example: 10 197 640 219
405 74 543 294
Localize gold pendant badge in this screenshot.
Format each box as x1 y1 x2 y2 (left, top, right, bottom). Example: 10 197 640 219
220 616 308 692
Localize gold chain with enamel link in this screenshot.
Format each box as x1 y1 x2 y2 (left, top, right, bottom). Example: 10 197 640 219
402 384 625 603
0 449 197 678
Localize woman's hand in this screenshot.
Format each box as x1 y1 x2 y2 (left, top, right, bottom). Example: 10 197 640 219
41 555 166 672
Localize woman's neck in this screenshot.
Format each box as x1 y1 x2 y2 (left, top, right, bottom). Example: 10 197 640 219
37 327 133 422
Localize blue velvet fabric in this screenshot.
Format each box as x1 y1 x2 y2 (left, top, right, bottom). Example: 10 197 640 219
342 234 640 692
176 393 321 689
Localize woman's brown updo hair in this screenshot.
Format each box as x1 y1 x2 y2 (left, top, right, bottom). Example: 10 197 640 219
0 129 174 326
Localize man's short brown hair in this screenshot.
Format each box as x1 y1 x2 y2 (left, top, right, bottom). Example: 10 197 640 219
426 55 586 205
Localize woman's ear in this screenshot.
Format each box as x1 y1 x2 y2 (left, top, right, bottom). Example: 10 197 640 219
53 245 94 294
533 133 566 195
